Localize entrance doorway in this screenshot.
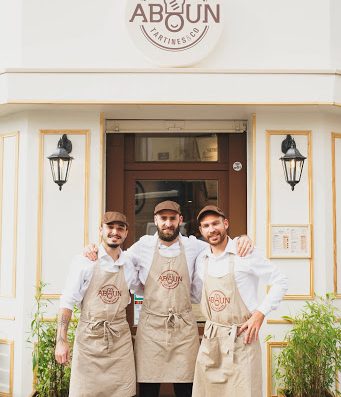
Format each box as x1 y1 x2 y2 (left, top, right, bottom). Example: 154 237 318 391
105 130 247 396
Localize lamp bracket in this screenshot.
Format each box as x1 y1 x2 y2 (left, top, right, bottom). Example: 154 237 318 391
58 134 72 154
281 134 295 154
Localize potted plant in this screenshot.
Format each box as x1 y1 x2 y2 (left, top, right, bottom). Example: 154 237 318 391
28 282 79 397
275 294 341 397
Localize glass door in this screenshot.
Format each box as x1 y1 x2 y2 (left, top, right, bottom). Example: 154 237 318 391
125 171 228 246
106 131 247 397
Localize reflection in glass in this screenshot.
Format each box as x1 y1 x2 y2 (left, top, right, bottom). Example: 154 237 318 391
134 180 218 240
135 134 218 162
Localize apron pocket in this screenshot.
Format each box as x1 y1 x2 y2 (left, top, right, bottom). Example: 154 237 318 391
144 314 171 343
198 337 230 384
198 336 220 368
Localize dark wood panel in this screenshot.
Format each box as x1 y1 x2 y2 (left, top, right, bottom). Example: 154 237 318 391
106 133 125 213
228 132 247 237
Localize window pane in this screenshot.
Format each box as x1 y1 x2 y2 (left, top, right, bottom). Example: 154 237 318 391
135 134 218 162
135 180 218 240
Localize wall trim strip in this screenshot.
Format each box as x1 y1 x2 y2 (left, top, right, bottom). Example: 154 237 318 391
332 132 341 298
0 132 19 298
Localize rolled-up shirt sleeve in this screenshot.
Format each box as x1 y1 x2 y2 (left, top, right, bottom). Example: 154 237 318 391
59 255 93 310
245 249 288 316
124 254 143 295
191 250 206 304
125 241 145 296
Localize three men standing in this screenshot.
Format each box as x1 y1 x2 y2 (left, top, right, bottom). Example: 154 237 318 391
55 201 279 397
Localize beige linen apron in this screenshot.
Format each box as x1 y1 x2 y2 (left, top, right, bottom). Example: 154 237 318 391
69 262 136 397
192 254 262 397
135 240 200 383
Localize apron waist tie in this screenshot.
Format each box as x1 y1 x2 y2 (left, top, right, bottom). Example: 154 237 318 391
143 307 191 345
205 321 241 365
144 306 191 326
81 319 121 350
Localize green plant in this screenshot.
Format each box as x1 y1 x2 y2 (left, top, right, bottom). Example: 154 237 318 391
275 294 341 397
28 282 79 397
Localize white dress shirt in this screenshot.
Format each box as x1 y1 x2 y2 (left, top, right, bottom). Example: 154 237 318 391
195 238 288 316
60 244 141 310
126 233 208 303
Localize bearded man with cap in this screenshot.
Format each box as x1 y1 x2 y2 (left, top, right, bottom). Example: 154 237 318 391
55 211 140 397
192 205 288 397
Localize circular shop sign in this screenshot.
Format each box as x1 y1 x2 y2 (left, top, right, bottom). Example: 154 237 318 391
126 0 223 67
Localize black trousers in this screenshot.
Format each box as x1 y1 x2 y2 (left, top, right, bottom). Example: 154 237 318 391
139 382 193 397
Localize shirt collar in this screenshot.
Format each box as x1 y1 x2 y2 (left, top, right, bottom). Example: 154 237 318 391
98 243 125 266
152 232 184 246
203 236 236 258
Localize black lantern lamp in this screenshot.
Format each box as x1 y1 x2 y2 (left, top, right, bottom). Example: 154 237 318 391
280 135 306 191
47 134 73 191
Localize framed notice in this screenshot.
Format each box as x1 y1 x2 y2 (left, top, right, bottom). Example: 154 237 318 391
270 224 311 258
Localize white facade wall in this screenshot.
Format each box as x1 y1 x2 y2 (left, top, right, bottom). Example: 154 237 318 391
0 0 337 69
0 111 103 396
18 0 334 69
331 0 341 68
0 0 22 68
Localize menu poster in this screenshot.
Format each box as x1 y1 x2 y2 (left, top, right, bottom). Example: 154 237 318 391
270 224 311 258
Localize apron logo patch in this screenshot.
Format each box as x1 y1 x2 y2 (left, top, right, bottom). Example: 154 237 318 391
208 290 230 312
158 270 183 289
98 284 121 304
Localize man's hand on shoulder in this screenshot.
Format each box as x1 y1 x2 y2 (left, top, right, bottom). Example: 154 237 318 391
83 243 99 261
236 235 254 257
238 310 265 344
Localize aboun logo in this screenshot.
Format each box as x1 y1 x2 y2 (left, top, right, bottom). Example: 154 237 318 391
208 290 230 312
159 270 183 289
98 284 122 304
127 0 223 66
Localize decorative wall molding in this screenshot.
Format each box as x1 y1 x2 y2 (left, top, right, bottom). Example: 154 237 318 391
332 132 341 298
0 132 19 298
251 113 257 244
99 113 105 223
267 341 287 397
0 339 14 397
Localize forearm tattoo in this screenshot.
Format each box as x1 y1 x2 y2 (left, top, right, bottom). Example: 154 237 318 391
57 313 71 343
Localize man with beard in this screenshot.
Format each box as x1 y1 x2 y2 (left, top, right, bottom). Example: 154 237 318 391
55 211 140 397
85 200 253 397
192 206 288 397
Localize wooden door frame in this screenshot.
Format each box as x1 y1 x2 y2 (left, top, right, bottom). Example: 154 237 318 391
105 131 247 396
106 132 247 238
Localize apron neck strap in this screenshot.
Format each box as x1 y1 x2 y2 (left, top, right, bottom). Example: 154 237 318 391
156 237 182 250
204 255 209 277
228 253 235 273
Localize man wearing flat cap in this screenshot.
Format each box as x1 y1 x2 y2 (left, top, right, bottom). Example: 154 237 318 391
55 211 141 397
192 206 288 397
84 201 253 397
